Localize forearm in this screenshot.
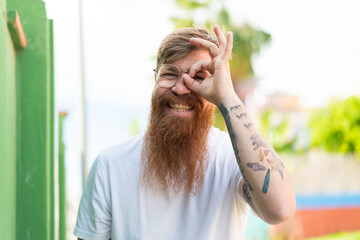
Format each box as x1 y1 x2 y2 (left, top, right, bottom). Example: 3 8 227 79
219 95 296 224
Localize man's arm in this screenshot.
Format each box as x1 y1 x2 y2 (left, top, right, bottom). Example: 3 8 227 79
183 25 296 224
218 99 296 224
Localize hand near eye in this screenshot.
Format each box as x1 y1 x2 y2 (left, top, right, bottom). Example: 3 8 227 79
183 25 237 106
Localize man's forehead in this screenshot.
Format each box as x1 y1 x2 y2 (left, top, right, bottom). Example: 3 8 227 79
170 49 211 70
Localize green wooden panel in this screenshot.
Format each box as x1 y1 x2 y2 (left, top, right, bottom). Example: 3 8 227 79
0 1 17 239
49 19 55 240
5 0 55 239
59 113 67 240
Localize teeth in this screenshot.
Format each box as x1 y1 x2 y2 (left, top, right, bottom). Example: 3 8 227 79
169 104 191 112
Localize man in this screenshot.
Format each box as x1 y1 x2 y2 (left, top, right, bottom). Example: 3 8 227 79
74 25 296 240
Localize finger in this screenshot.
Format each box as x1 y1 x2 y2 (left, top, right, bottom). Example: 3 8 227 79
223 31 233 61
188 60 211 77
190 38 219 58
214 25 227 50
182 73 202 95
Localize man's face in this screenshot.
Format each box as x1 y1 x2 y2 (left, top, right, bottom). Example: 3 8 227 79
153 49 212 117
141 49 215 195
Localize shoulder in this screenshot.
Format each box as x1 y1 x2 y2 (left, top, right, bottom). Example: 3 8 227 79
208 127 232 150
101 133 143 158
96 133 144 170
207 127 237 167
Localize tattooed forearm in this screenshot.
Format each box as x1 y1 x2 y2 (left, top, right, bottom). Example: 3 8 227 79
221 102 294 217
247 133 286 193
222 103 286 200
220 104 254 194
219 105 241 164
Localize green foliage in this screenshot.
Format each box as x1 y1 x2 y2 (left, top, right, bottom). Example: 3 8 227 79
228 23 271 81
259 110 299 153
175 0 211 9
309 96 360 159
170 17 195 29
214 108 226 131
170 0 271 83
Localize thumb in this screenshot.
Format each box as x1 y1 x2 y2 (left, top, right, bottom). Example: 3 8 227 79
182 74 202 95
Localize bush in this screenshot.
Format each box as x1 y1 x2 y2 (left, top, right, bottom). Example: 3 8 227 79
308 96 360 160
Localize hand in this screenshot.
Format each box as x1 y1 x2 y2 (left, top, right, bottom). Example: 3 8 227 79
183 25 237 106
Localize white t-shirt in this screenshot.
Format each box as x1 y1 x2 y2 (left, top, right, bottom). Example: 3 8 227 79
74 127 249 240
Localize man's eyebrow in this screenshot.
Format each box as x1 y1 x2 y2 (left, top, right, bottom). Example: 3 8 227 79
195 70 210 74
168 68 178 72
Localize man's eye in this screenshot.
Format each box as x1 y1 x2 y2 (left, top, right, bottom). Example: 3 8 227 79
161 73 178 79
194 75 205 81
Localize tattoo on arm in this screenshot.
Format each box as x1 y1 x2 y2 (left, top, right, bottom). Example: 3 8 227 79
250 133 267 151
243 182 256 210
262 169 270 193
230 105 248 122
244 122 253 130
219 105 241 164
247 162 266 171
222 104 286 200
220 104 254 199
247 133 285 193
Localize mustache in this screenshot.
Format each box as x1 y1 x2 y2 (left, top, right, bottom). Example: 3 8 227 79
157 91 203 108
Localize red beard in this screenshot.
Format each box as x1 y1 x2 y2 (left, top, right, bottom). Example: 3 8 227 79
141 91 215 195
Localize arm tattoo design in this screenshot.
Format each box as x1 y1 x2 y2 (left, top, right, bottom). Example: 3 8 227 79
243 182 256 210
244 122 253 130
228 105 286 195
230 105 247 122
250 134 267 151
247 163 266 171
223 104 286 201
219 105 241 164
262 169 270 193
220 104 254 199
248 134 285 193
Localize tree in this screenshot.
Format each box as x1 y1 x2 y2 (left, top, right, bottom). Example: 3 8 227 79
309 96 360 160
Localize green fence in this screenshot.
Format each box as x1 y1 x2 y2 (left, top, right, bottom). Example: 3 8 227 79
0 0 54 239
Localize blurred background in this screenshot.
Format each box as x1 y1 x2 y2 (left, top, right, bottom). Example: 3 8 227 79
1 0 360 239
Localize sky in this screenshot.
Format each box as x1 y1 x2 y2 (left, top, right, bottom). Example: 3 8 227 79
46 0 360 111
43 0 360 238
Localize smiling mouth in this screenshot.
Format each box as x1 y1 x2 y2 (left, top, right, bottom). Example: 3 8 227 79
168 103 193 112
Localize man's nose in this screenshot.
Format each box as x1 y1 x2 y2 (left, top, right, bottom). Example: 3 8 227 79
171 73 191 95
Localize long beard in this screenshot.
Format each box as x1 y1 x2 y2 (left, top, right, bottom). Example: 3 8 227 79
141 91 215 195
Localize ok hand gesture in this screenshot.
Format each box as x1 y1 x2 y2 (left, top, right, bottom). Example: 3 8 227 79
183 25 236 106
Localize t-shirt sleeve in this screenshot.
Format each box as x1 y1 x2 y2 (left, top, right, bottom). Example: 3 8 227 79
74 155 112 240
